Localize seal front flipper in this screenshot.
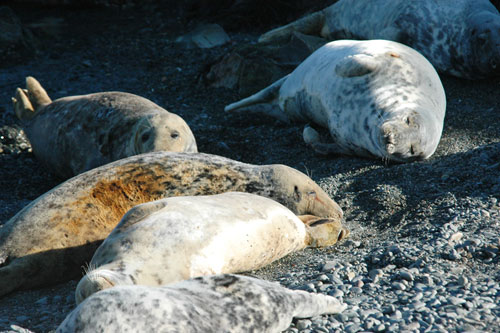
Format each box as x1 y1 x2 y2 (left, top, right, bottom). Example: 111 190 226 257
258 11 327 43
334 54 379 77
224 75 291 123
298 214 349 247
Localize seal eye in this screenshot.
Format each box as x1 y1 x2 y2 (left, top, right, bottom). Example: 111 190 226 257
141 132 151 143
405 117 411 125
170 131 179 139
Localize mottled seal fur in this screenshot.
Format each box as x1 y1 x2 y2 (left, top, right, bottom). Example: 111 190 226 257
11 76 197 178
0 151 343 297
259 0 500 79
226 39 446 162
59 274 346 333
75 192 348 304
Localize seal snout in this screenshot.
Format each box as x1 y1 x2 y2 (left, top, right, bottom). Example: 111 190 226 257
75 269 118 305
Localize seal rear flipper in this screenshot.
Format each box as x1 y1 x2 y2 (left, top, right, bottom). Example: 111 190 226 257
258 11 326 44
224 75 291 122
290 290 347 318
12 88 36 121
299 215 349 248
25 76 52 110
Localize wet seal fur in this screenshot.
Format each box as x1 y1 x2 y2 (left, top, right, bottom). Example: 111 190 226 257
75 192 348 304
226 40 446 163
0 151 343 297
59 274 346 333
259 0 500 79
12 76 197 178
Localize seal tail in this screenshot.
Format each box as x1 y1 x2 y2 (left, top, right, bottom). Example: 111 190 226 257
12 76 52 121
224 75 290 122
258 11 326 44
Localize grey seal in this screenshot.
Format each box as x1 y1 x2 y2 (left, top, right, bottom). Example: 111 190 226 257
259 0 500 79
0 151 343 297
12 76 197 178
59 274 346 333
226 39 446 162
75 192 348 304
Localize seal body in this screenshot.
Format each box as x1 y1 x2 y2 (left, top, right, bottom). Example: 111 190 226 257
60 274 346 333
12 77 197 178
75 192 348 304
226 40 446 162
0 151 342 297
259 0 500 79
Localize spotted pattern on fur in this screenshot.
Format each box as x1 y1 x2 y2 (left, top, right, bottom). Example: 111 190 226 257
0 152 342 297
59 274 346 333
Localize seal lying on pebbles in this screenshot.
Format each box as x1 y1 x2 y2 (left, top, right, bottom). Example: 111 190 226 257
75 192 348 304
258 0 500 79
226 39 446 162
60 274 346 333
12 76 197 178
0 151 342 297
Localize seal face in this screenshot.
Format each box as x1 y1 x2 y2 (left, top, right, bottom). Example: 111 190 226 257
226 40 446 162
11 77 198 178
259 0 500 79
75 192 348 304
59 274 347 333
0 151 342 297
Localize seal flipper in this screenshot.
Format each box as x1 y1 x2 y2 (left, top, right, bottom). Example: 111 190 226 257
303 125 363 156
298 214 349 248
25 76 52 110
12 88 36 121
12 77 52 121
334 54 379 77
258 11 326 43
224 75 291 123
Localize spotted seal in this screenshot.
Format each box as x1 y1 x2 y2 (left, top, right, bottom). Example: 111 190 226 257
59 274 346 333
225 39 446 162
75 192 348 304
11 76 197 178
258 0 500 79
0 151 342 297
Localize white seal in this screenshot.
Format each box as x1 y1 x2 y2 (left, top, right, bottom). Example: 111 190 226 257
59 274 346 333
226 39 446 162
259 0 500 79
75 192 348 303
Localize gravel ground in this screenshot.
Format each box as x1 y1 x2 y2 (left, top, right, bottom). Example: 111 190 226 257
1 3 499 333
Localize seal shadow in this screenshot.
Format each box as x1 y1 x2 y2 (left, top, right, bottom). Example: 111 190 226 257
0 240 102 298
340 141 500 233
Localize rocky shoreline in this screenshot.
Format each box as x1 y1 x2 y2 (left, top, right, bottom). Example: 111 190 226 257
1 2 499 332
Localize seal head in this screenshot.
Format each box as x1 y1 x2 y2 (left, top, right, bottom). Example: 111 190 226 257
130 112 197 155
